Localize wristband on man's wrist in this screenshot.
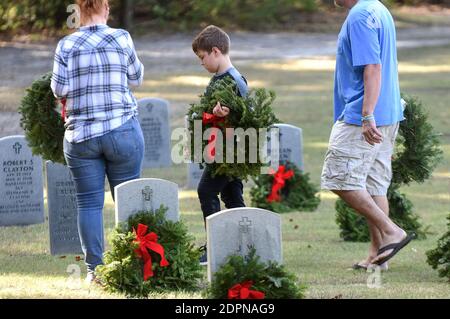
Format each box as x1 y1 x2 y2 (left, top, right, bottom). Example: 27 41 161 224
361 114 375 122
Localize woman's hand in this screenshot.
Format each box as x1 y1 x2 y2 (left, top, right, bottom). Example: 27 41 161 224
213 101 230 117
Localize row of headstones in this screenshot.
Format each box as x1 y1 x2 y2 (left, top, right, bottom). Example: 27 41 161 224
0 135 178 254
0 135 80 253
138 97 304 188
0 134 281 280
1 97 296 276
115 178 282 281
0 96 304 197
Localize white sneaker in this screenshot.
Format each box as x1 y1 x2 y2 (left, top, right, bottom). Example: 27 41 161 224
85 272 96 285
85 271 104 286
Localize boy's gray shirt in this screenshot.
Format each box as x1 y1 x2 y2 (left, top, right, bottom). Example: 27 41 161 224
206 66 248 98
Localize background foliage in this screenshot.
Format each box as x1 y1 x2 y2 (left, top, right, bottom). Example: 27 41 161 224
2 0 450 37
426 214 450 281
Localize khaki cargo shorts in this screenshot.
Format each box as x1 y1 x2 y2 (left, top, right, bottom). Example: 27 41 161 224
321 120 399 196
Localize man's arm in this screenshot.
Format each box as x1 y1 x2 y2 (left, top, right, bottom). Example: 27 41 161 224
362 64 383 145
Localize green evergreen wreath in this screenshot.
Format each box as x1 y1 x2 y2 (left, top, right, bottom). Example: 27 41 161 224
205 248 305 299
96 206 203 297
426 214 450 281
187 77 279 180
250 161 321 213
18 72 66 164
335 94 442 242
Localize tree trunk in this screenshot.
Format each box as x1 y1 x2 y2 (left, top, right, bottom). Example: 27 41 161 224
121 0 133 30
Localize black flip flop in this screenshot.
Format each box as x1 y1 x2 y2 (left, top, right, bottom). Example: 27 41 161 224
373 233 416 266
352 263 368 270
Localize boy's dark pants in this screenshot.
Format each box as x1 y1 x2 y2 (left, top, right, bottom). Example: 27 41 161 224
197 167 245 223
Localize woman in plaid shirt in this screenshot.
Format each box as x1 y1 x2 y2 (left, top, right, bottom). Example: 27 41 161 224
51 0 145 285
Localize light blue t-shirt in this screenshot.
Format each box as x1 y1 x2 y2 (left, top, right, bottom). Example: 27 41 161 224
334 0 403 126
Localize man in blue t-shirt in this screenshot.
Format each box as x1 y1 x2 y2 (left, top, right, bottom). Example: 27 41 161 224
321 0 414 270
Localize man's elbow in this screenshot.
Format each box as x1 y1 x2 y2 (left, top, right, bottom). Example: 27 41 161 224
364 64 382 84
365 64 382 74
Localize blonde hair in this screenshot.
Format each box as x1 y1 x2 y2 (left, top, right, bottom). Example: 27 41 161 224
76 0 109 24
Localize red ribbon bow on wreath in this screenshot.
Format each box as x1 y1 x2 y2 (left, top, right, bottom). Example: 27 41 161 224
133 223 169 281
202 112 225 161
228 281 265 299
60 98 67 122
266 165 294 203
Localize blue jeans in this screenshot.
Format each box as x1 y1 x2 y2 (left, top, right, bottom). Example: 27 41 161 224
63 117 144 273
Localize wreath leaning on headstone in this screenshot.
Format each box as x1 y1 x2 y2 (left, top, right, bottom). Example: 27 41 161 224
250 161 321 213
96 206 203 298
205 247 306 299
18 72 66 164
426 214 450 281
335 94 443 242
187 77 279 181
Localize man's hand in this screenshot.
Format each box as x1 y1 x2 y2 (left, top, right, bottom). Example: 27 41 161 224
362 119 383 145
361 64 382 145
213 101 230 117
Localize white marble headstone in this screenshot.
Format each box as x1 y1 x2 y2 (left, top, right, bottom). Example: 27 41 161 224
268 124 304 170
115 178 179 225
187 163 204 189
206 207 282 281
137 98 172 169
0 135 44 226
46 161 82 255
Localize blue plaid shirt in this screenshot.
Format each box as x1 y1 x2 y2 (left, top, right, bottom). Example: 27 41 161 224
51 24 144 143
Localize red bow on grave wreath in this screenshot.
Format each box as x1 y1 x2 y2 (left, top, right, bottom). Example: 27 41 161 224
266 165 294 203
133 223 169 281
202 112 225 161
228 281 265 299
60 98 67 122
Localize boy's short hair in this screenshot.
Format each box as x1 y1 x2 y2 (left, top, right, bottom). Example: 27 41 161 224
192 25 230 55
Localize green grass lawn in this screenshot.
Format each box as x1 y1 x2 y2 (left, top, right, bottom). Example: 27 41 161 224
0 44 449 299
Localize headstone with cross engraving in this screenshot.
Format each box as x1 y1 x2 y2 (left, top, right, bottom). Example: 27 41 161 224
138 98 172 169
0 135 44 226
114 178 179 225
206 207 282 281
46 161 82 255
267 124 304 171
